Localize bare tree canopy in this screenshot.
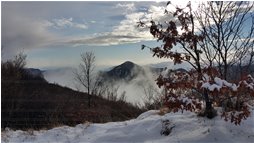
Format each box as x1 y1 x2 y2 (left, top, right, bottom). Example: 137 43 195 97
74 51 96 108
196 1 254 79
138 1 254 125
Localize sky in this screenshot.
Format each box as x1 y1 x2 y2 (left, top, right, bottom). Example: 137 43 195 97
1 1 181 70
2 1 254 71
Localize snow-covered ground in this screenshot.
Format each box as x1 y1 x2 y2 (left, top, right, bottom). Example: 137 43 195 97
2 110 254 143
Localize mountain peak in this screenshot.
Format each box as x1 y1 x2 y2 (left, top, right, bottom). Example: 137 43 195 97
122 61 134 65
119 61 136 69
103 61 144 81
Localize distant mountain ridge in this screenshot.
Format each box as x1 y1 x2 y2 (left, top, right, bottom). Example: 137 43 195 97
102 61 146 81
100 61 179 82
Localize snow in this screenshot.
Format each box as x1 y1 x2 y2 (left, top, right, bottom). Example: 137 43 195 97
202 82 222 91
203 73 210 81
201 76 238 91
201 75 254 92
2 110 254 143
243 80 254 90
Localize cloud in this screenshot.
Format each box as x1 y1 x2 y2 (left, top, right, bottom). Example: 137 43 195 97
1 5 87 60
1 1 175 59
1 10 58 60
67 3 171 46
108 15 126 21
50 18 88 29
115 3 136 12
68 32 151 46
67 5 157 46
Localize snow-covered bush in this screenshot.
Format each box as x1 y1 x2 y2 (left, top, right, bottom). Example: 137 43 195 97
156 67 254 125
138 1 254 125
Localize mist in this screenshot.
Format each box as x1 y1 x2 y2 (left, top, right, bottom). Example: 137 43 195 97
43 61 191 105
114 66 160 105
43 67 77 90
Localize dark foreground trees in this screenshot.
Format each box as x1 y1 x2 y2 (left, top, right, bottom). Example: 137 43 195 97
139 1 254 125
2 52 27 81
2 53 143 130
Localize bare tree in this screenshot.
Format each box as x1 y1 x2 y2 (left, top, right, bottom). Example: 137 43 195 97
142 84 162 110
138 1 254 123
74 51 96 108
2 52 27 81
138 2 209 115
196 1 254 80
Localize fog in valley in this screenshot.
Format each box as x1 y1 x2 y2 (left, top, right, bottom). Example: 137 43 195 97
43 61 191 105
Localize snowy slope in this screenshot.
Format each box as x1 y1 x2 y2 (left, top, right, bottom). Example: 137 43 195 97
2 110 254 143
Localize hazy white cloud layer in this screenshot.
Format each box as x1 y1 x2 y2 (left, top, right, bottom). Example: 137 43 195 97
42 61 192 104
67 2 172 46
2 1 172 58
1 10 57 59
68 33 148 46
50 18 88 30
115 3 136 12
2 1 253 60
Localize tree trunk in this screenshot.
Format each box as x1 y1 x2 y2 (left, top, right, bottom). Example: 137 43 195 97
203 89 216 119
88 94 91 108
88 76 91 108
223 61 228 80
